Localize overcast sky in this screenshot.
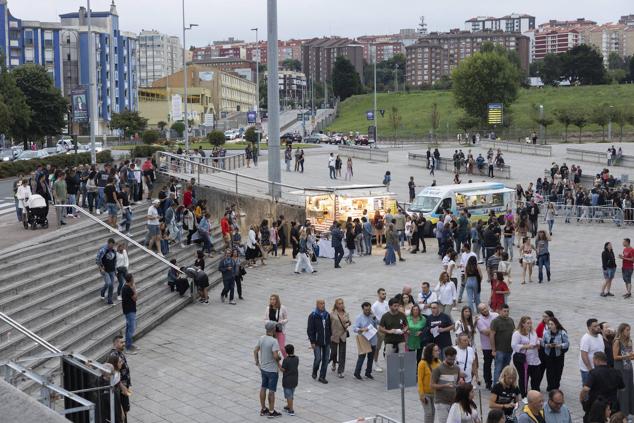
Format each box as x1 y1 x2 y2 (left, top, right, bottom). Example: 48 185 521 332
10 0 633 46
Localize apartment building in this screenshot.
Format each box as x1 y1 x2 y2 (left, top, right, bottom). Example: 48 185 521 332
301 37 364 84
465 13 535 33
137 30 183 87
581 23 634 65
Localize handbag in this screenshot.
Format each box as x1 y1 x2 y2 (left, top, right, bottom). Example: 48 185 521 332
337 313 350 338
240 266 247 276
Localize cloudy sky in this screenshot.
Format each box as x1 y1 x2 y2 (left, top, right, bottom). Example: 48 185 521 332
10 0 633 46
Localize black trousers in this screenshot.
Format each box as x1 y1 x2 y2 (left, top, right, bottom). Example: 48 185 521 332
234 275 243 298
514 356 541 397
291 241 299 259
334 246 344 267
280 236 287 255
482 349 494 388
544 353 565 391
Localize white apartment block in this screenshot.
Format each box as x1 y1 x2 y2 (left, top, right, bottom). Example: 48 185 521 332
138 29 183 87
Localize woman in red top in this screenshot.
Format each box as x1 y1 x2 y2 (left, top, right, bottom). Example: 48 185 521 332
535 310 554 338
490 272 510 312
183 184 193 208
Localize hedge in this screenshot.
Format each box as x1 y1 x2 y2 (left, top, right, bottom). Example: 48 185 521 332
131 145 165 158
0 150 112 179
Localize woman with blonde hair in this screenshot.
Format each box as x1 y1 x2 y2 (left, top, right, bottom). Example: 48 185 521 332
520 237 536 284
264 294 288 357
329 298 351 378
489 365 521 422
511 316 540 397
613 323 634 416
434 271 456 315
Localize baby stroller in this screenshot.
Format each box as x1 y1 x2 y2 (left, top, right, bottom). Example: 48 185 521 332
24 194 49 230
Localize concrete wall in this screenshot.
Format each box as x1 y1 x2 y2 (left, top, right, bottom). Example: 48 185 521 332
0 379 69 423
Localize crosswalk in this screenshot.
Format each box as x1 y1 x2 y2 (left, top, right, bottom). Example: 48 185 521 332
0 196 16 217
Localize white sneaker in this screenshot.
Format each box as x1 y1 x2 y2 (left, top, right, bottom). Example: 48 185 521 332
96 210 101 215
117 295 122 301
67 214 74 218
157 252 165 258
374 365 383 372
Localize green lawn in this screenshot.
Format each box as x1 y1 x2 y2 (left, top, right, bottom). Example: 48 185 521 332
328 85 634 140
111 142 319 151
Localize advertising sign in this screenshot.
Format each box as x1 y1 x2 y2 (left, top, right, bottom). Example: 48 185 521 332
171 94 183 121
71 88 88 123
247 111 257 124
488 103 503 125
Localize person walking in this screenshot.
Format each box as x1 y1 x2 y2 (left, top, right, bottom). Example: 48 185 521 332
329 298 351 379
431 346 461 422
464 256 482 314
536 230 551 283
121 273 139 353
115 243 129 301
352 302 378 380
489 365 521 423
491 304 515 383
520 237 536 284
254 321 282 418
345 223 356 264
307 299 332 383
418 343 441 423
96 238 117 305
109 336 132 418
328 153 336 179
545 202 556 235
613 323 634 416
602 242 617 297
477 304 499 390
52 170 68 227
511 316 541 397
147 199 163 257
331 222 345 269
542 317 569 392
447 383 481 423
345 157 353 181
294 228 317 274
408 177 416 203
231 249 244 300
265 294 288 357
372 288 389 372
619 238 634 298
335 154 343 178
362 216 373 256
219 249 236 304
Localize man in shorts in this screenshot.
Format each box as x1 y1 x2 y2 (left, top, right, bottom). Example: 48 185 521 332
619 238 634 298
254 321 282 417
146 199 162 257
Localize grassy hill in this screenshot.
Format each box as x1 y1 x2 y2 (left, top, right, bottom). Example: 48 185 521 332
327 85 634 140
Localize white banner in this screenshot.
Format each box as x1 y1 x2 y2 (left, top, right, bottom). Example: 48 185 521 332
204 113 214 126
171 94 182 121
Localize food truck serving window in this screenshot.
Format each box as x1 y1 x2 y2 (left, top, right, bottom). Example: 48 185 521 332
458 192 505 209
411 196 440 212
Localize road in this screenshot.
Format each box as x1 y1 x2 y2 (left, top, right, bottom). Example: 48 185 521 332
0 178 15 221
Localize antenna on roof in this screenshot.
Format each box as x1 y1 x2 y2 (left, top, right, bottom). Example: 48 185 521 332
418 16 428 36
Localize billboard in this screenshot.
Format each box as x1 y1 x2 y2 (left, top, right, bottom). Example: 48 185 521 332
171 94 183 121
488 103 503 125
71 88 88 123
247 111 257 124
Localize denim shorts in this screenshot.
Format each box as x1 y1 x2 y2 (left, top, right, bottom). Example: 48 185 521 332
623 268 633 284
283 387 295 399
107 203 118 216
260 370 278 392
147 224 160 236
603 268 616 280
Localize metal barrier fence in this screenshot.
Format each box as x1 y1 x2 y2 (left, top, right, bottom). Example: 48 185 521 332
184 153 247 171
342 414 401 423
566 148 608 165
408 153 511 178
338 145 389 162
480 139 552 157
537 203 634 226
156 151 323 205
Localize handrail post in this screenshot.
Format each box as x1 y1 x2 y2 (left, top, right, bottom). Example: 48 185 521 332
235 173 239 194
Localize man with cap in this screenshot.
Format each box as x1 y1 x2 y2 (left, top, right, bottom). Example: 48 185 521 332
254 321 282 417
147 199 162 257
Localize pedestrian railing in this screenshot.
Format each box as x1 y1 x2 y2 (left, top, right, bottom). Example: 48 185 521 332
181 153 247 171
156 151 325 206
338 145 389 162
537 203 634 226
566 148 608 165
408 153 512 179
481 139 552 157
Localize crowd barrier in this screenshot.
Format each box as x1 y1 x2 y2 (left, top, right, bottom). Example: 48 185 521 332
338 145 389 162
408 153 512 179
537 203 633 226
567 148 634 168
481 139 552 157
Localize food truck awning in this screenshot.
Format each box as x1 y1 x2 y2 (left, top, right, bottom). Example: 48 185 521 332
456 188 515 196
290 185 393 197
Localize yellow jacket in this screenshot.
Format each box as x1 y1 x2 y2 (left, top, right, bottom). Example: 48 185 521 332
417 358 441 395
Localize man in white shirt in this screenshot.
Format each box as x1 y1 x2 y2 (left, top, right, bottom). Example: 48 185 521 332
146 199 162 257
579 318 605 386
476 303 498 389
371 288 388 372
328 153 336 179
455 333 478 384
458 242 477 303
417 282 437 316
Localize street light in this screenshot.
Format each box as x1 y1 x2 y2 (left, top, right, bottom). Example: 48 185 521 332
608 105 614 142
87 0 96 165
182 0 198 153
539 104 544 145
251 27 260 159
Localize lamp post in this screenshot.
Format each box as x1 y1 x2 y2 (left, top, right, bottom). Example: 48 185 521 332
87 0 96 165
608 105 614 142
373 46 378 143
251 27 260 159
182 0 198 153
539 104 544 145
267 0 281 199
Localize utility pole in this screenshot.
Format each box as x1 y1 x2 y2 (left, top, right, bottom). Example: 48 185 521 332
608 105 614 142
87 0 96 165
267 0 281 198
251 27 260 158
182 0 198 153
394 64 398 93
373 46 378 143
539 104 544 145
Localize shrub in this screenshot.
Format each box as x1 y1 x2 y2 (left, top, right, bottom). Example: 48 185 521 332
207 130 226 146
0 150 113 178
244 126 257 143
171 121 185 137
142 129 160 145
131 145 165 158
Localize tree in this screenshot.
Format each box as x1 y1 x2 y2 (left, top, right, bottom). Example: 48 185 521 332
456 114 480 135
0 55 30 145
554 107 574 143
12 64 67 146
430 103 440 139
110 110 147 137
281 59 302 72
171 121 185 138
531 105 554 143
591 104 611 141
332 56 363 101
206 130 225 146
630 56 634 82
432 75 452 90
244 126 257 143
452 50 521 124
157 121 167 132
608 52 626 70
608 69 628 84
570 108 589 143
562 45 607 85
388 106 402 139
142 129 160 145
539 54 563 86
613 106 633 142
529 60 544 78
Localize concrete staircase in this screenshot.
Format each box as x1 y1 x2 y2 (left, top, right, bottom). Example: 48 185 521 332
0 203 225 393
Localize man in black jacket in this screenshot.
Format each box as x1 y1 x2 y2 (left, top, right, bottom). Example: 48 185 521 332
527 200 540 237
331 222 345 268
307 299 332 383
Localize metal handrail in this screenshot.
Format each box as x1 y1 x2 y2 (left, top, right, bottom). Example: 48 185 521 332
53 204 183 274
0 312 60 354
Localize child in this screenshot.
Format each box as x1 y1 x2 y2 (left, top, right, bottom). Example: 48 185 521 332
270 222 279 257
490 272 510 312
281 344 298 416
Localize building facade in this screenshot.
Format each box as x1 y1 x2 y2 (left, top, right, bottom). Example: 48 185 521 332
137 29 183 87
264 69 307 108
60 2 138 135
0 0 63 89
406 30 529 86
301 37 364 84
465 14 535 33
530 28 581 61
191 57 256 82
138 86 213 127
581 23 634 65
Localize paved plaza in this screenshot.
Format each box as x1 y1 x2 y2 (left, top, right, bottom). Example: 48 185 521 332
126 141 634 423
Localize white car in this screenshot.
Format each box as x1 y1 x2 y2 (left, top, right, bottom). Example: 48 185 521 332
56 138 74 152
224 130 240 140
16 150 49 161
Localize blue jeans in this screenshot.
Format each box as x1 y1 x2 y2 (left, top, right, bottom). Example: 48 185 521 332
199 229 212 254
124 312 136 349
334 245 344 267
87 191 96 212
15 198 21 222
96 187 105 211
100 271 116 304
160 239 169 255
494 351 512 383
121 209 132 233
67 194 76 215
465 276 480 314
547 219 554 233
580 370 589 387
312 344 330 379
329 166 336 179
364 233 372 255
537 253 551 283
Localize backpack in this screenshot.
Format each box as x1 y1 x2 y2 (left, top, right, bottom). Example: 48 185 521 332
375 218 384 230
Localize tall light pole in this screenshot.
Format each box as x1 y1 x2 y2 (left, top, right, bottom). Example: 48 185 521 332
267 0 281 198
251 27 260 158
539 104 544 145
87 0 96 165
182 0 197 153
394 64 399 92
373 46 378 143
608 105 614 142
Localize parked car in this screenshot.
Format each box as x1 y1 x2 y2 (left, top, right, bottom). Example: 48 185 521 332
354 135 372 146
329 133 344 145
224 129 240 140
0 147 21 161
16 150 49 161
280 132 302 145
304 133 330 144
